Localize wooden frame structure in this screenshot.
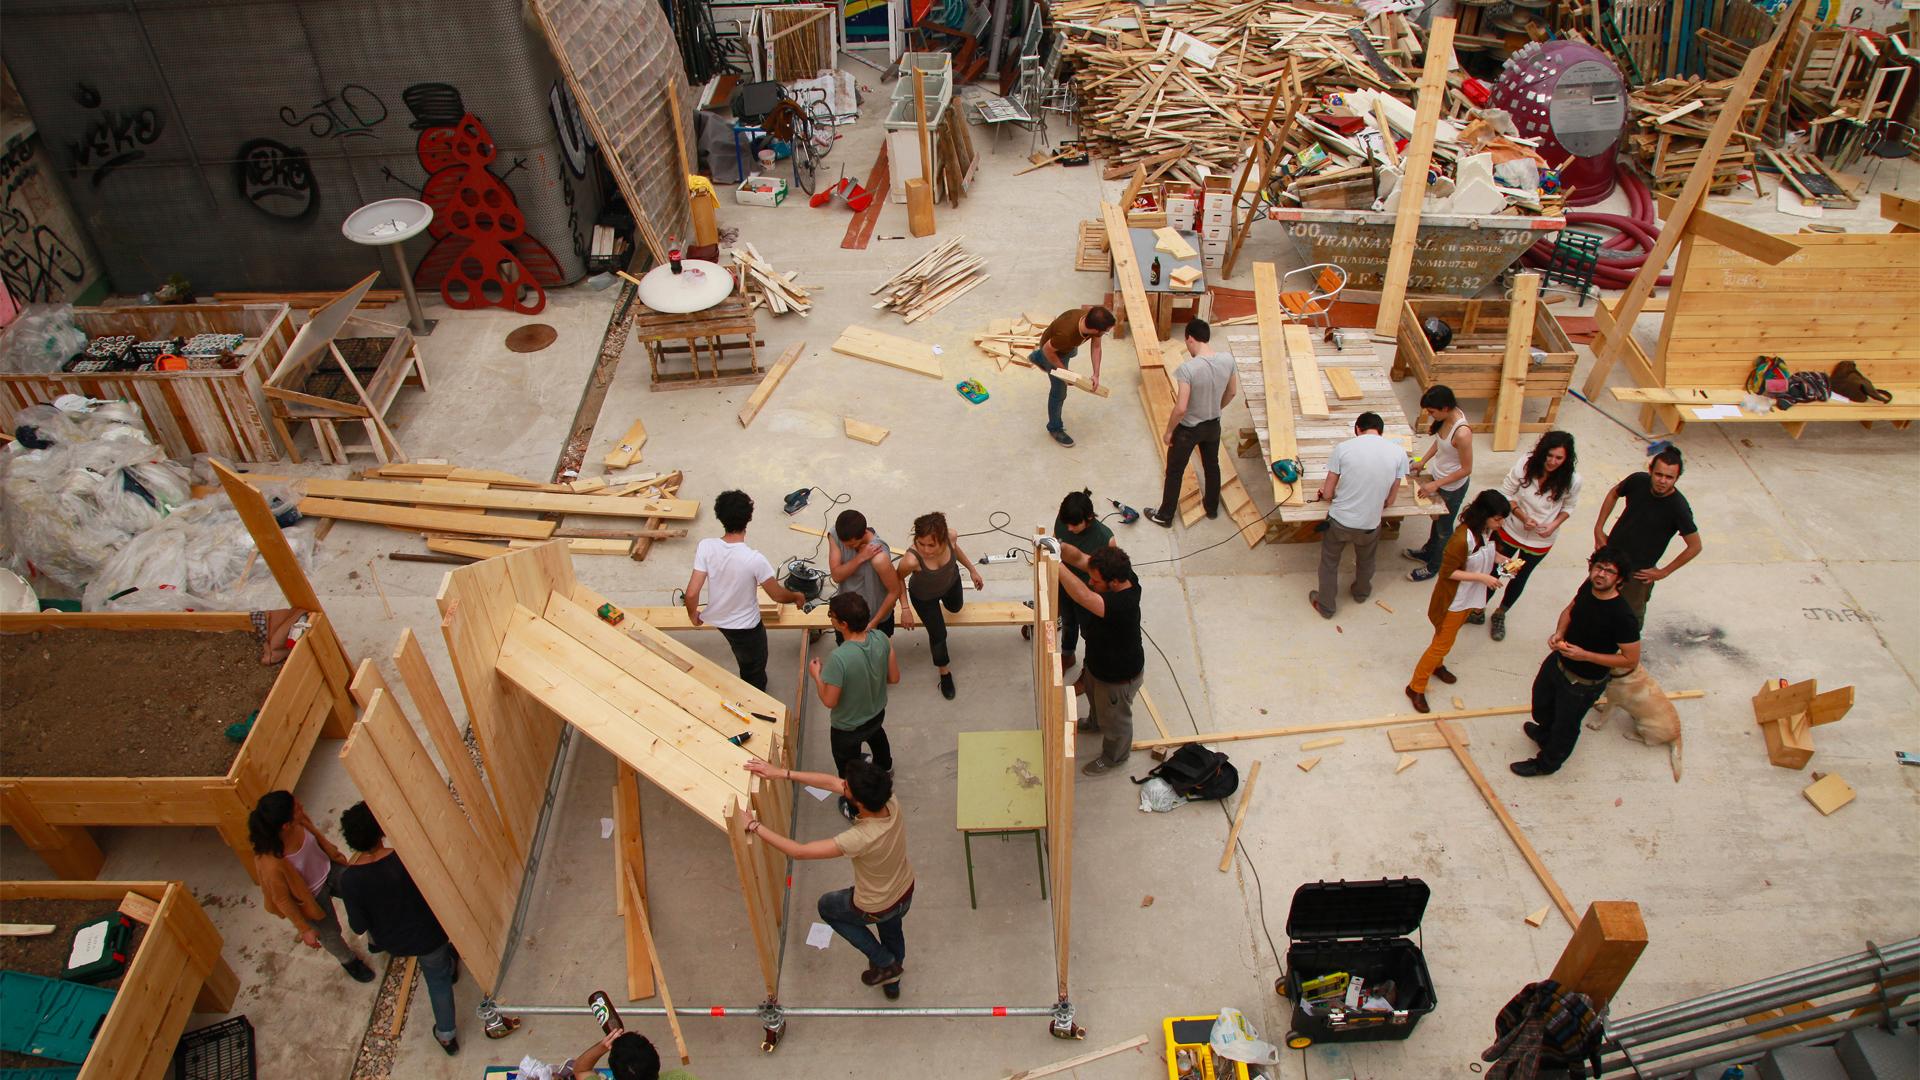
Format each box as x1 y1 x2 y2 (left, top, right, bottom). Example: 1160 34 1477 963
0 302 294 462
263 275 427 465
0 466 355 880
0 880 238 1079
1391 287 1574 447
1592 198 1920 439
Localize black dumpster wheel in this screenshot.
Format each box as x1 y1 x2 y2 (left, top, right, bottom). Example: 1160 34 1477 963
1285 1031 1312 1050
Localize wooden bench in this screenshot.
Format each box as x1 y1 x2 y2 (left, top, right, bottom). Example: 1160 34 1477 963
1593 197 1920 438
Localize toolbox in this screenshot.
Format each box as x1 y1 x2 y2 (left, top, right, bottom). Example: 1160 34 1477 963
60 915 132 984
1279 877 1436 1047
1161 1015 1251 1080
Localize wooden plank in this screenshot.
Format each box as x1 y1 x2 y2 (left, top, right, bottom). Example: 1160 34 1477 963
0 611 252 632
1659 195 1802 264
613 771 654 998
843 417 891 444
1549 900 1647 1007
1438 719 1578 929
1885 192 1920 233
298 478 699 520
1301 736 1345 751
1325 367 1363 399
1803 773 1855 815
1005 1034 1152 1080
1217 759 1261 872
427 538 513 559
1134 691 1706 750
602 418 647 470
391 628 515 878
1583 29 1784 397
1372 17 1456 341
624 865 688 1063
737 343 804 427
1285 323 1328 418
1254 263 1304 507
118 891 160 924
573 586 786 718
1153 227 1197 260
212 461 322 613
1389 723 1468 752
1046 365 1114 397
725 797 781 997
830 325 943 378
300 498 557 539
1492 274 1539 452
1100 201 1165 367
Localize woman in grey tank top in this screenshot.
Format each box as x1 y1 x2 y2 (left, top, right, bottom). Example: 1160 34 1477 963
895 511 985 699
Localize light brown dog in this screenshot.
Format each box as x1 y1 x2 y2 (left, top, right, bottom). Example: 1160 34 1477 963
1588 664 1682 781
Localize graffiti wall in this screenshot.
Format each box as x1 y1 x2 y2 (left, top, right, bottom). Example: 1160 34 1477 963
0 69 106 309
0 0 647 304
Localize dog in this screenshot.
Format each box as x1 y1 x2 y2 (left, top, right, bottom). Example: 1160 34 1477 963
1587 664 1683 781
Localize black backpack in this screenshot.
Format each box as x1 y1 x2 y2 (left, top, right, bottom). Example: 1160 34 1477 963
1133 744 1239 801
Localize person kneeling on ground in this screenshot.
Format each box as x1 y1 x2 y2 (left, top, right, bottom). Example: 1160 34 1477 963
744 758 913 999
335 801 462 1055
1513 546 1642 778
1056 545 1144 776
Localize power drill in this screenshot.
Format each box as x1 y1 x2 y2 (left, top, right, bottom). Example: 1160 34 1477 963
1108 498 1139 525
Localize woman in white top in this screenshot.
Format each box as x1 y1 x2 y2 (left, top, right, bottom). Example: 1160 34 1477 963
1405 385 1474 582
1405 490 1511 713
1488 431 1581 642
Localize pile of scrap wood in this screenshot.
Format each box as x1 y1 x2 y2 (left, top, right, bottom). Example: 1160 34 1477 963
1053 0 1425 182
733 244 814 316
871 238 989 323
1627 77 1763 194
971 316 1045 370
291 463 695 561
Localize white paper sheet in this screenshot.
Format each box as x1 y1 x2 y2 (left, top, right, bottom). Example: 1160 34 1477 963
805 922 835 950
804 785 834 801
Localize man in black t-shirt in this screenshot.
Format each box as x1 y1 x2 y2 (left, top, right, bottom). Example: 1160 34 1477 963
1513 547 1642 777
1057 544 1143 776
1591 448 1701 629
1053 489 1117 672
335 802 462 1054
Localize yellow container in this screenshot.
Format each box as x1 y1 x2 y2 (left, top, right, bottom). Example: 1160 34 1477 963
1162 1015 1252 1080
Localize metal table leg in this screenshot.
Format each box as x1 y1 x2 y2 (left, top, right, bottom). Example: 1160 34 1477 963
964 831 978 909
1034 830 1047 901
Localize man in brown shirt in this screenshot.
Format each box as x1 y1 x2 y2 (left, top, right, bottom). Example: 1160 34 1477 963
744 758 914 997
1030 305 1115 447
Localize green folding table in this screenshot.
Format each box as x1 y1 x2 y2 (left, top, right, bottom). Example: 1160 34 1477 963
955 729 1049 909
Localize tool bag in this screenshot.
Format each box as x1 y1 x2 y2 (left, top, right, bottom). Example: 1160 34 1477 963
1830 361 1895 404
1133 744 1238 800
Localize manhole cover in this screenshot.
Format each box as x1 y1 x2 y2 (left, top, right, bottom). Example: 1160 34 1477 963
505 324 558 352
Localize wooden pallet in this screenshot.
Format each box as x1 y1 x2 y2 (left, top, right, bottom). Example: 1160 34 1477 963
1076 220 1113 273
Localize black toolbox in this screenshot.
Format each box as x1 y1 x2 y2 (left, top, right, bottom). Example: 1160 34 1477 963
1280 877 1436 1046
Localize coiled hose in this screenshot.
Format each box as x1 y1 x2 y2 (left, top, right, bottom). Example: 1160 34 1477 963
1522 166 1673 289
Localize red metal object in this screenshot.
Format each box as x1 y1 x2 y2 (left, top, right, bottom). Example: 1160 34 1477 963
411 112 563 314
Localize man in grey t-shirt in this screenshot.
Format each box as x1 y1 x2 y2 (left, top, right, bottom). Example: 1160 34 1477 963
828 508 904 639
1310 412 1408 618
1146 320 1239 527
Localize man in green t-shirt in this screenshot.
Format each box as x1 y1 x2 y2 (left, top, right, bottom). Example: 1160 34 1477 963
812 593 901 792
1052 489 1117 672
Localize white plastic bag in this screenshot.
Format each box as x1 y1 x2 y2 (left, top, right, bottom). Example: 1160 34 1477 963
0 304 87 374
1138 777 1187 813
1210 1007 1282 1066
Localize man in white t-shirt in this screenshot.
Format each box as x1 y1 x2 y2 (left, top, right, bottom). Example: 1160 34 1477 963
1310 412 1408 618
684 489 806 690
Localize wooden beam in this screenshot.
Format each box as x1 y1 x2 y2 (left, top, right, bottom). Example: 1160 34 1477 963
1373 17 1456 342
1549 900 1647 1008
1100 200 1165 366
1253 263 1304 506
212 460 322 612
1047 366 1114 397
1582 28 1785 398
298 479 698 520
1492 273 1539 452
392 628 516 871
1883 192 1920 233
1658 195 1802 264
602 418 647 470
1005 1035 1152 1080
624 865 688 1064
1132 690 1706 750
300 498 557 539
1217 759 1262 872
1285 323 1328 418
1438 719 1578 929
737 343 804 427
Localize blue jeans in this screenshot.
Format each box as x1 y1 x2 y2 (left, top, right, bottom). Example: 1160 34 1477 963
1417 482 1469 573
817 886 910 970
1029 346 1076 433
416 940 458 1041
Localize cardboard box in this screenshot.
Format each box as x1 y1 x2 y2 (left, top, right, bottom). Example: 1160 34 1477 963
1203 254 1225 269
736 175 789 207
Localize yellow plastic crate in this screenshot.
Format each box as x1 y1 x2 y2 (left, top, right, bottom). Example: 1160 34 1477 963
1162 1015 1252 1080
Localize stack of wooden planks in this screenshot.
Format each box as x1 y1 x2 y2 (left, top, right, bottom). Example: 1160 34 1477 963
871 238 989 323
1053 0 1421 182
288 463 696 559
734 244 814 317
1627 77 1764 194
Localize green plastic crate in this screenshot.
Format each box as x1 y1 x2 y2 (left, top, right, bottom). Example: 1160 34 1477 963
0 969 116 1065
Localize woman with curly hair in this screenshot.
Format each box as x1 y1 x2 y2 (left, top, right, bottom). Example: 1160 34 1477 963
1488 431 1582 641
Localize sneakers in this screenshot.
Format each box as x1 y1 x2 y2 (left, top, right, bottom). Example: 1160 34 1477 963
1490 610 1507 641
1402 547 1427 562
436 1034 460 1056
1144 506 1173 528
1405 686 1430 714
884 981 902 1000
1408 567 1436 582
1432 665 1457 685
1523 721 1545 744
343 958 376 983
1465 609 1487 625
1081 757 1122 777
1205 505 1220 520
861 963 905 987
1049 429 1075 447
1308 591 1333 619
939 672 955 700
1509 759 1554 777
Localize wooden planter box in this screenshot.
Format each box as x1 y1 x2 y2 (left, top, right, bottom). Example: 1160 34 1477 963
0 303 294 462
1393 297 1576 431
0 880 238 1080
0 610 354 881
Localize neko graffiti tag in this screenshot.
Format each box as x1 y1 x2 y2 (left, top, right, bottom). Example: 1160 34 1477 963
280 84 389 140
65 84 164 188
236 138 319 221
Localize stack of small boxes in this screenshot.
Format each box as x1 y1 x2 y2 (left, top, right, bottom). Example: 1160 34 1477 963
1165 186 1197 234
1200 177 1232 270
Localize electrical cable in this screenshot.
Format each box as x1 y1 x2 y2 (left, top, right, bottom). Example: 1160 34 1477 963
1521 166 1674 289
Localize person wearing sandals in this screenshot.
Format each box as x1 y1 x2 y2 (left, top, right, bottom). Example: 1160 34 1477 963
895 512 985 700
249 790 376 985
1404 386 1474 583
1487 432 1582 641
1405 491 1512 713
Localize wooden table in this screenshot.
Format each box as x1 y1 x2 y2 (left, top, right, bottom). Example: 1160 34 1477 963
956 730 1049 910
1114 227 1206 340
631 292 764 390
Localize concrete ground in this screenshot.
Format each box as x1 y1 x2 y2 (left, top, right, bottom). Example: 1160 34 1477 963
8 68 1919 1080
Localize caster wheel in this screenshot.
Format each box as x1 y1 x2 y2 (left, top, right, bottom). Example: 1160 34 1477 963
761 1026 781 1052
1285 1031 1312 1050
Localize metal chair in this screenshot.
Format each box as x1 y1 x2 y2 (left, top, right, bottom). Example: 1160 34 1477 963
1277 263 1348 331
1862 119 1913 192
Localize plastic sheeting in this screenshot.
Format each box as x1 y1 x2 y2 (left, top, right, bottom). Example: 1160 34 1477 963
0 305 87 374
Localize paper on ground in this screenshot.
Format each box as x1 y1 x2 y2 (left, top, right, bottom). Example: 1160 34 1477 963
600 817 615 839
806 922 835 950
805 785 834 801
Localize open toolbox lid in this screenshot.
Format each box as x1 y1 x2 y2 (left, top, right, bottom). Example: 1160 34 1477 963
1285 877 1430 942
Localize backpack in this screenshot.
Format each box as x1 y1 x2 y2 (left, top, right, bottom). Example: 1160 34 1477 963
1133 744 1239 801
1772 370 1830 411
1830 360 1894 404
1745 355 1789 395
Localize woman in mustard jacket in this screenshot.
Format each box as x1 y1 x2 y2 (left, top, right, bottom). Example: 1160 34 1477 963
249 790 374 983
